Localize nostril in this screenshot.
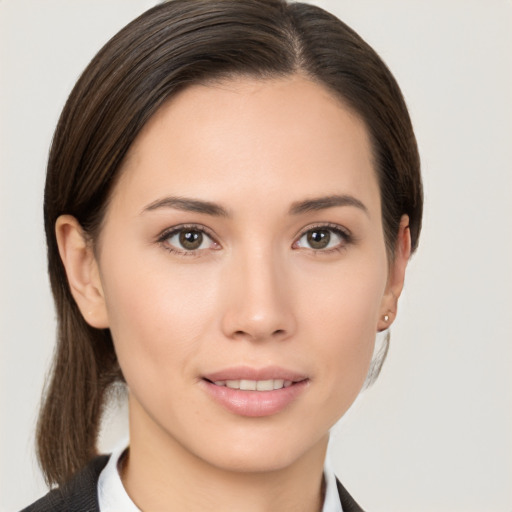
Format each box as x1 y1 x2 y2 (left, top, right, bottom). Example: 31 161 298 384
231 328 287 340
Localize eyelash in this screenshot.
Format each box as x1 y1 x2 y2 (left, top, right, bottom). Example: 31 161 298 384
293 223 353 254
156 223 353 256
156 224 219 257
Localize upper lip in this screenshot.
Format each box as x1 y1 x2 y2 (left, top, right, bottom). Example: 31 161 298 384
202 366 308 383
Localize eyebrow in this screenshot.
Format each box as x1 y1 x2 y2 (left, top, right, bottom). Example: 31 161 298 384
141 193 368 218
142 196 230 217
289 194 369 216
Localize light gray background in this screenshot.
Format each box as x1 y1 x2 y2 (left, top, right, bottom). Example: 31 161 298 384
1 1 511 510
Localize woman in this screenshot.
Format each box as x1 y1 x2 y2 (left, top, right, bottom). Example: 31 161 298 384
22 0 422 510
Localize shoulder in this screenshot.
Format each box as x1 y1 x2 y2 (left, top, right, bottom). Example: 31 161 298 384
336 478 365 512
20 455 110 512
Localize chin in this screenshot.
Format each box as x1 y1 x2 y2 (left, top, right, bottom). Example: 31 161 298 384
204 448 303 474
187 424 328 475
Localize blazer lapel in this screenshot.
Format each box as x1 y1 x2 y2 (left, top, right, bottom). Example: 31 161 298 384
336 478 365 512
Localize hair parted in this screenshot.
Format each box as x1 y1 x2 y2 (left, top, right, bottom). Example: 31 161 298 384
39 0 422 486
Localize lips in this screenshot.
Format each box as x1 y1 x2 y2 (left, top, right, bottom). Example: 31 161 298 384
201 366 309 417
203 366 307 384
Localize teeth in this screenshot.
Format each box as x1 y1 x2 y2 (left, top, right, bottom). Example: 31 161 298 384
273 379 284 390
214 379 291 391
256 380 273 391
240 379 256 391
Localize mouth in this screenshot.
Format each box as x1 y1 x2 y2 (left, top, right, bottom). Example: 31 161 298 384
204 378 295 391
201 367 309 417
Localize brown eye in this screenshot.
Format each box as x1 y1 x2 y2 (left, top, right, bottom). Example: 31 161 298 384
307 229 331 249
295 226 349 251
162 227 218 253
179 230 203 250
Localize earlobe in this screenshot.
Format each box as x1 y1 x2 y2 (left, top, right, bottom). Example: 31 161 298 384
378 215 411 331
55 215 109 329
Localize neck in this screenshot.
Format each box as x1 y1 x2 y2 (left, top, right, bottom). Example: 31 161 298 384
122 399 329 512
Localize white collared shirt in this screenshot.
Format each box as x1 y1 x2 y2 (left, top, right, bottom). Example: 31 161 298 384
98 442 343 512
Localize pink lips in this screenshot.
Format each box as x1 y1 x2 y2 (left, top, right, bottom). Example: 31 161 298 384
201 366 309 417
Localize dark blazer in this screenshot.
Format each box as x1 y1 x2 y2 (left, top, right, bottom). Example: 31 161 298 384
21 455 364 512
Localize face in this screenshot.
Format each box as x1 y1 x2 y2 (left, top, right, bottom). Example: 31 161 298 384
76 76 406 473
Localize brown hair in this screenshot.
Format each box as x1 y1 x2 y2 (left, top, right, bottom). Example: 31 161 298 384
38 0 422 486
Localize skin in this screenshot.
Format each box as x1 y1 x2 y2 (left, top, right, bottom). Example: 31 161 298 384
56 75 410 512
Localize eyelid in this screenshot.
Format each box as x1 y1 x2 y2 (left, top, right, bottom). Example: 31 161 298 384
294 222 352 239
293 222 353 250
156 224 221 253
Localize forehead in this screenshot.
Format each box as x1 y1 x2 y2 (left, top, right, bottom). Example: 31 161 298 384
115 75 379 217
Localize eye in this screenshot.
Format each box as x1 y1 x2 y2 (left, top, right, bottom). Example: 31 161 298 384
294 225 350 251
159 226 219 253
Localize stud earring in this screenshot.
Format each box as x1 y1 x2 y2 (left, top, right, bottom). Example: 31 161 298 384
383 314 390 322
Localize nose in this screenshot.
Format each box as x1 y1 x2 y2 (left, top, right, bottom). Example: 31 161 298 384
220 247 296 343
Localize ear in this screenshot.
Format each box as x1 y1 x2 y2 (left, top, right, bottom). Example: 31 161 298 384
55 215 109 329
377 215 411 331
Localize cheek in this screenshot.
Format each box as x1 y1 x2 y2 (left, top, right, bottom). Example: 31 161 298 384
99 251 220 385
298 257 387 404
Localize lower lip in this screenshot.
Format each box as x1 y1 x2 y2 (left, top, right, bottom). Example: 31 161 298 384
201 379 309 417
